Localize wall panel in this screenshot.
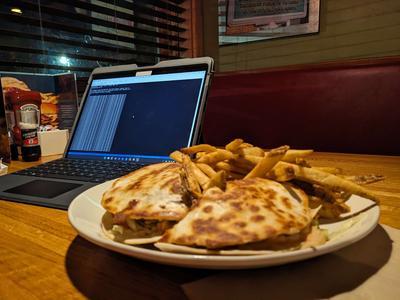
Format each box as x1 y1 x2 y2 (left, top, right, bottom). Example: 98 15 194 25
219 0 400 71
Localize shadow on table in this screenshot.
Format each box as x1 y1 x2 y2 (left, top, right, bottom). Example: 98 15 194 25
182 225 393 300
65 225 392 300
65 238 217 300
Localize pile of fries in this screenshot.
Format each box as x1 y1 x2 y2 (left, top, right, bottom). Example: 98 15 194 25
170 139 382 219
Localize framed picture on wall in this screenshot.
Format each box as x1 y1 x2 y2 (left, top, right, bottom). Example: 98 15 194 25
219 0 320 45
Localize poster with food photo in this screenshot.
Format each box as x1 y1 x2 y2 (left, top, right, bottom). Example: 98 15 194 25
0 72 79 132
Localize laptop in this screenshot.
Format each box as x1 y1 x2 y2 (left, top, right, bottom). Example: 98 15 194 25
0 57 214 209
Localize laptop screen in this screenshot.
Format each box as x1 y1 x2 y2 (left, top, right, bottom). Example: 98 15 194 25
66 68 207 163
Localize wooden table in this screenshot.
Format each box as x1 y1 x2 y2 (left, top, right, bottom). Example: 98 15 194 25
1 153 399 299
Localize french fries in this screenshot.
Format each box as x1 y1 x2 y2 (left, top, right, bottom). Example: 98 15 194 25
244 145 289 179
314 167 342 175
196 149 235 165
216 161 249 175
170 150 184 163
272 161 379 202
225 138 243 152
282 149 313 163
171 139 382 219
180 144 217 154
196 163 217 178
204 170 226 191
237 146 265 157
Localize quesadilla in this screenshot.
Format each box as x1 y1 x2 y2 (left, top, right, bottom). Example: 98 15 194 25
101 162 190 244
158 177 326 252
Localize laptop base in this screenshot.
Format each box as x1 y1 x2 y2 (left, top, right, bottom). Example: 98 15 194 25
0 174 97 209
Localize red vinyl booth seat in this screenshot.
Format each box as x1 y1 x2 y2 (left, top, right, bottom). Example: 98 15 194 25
202 57 400 155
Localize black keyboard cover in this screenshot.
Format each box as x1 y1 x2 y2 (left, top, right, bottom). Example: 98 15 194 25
15 158 145 183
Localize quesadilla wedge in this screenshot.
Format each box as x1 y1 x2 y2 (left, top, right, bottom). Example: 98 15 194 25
158 178 326 251
101 162 190 244
155 225 326 255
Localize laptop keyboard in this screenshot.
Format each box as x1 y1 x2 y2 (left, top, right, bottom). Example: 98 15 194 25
15 158 146 183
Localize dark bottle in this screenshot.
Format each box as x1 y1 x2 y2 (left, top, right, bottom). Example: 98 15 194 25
10 135 19 160
20 125 41 162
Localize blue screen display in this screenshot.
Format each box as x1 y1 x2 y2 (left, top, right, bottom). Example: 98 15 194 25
67 71 206 163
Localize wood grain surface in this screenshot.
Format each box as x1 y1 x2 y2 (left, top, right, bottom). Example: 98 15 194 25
1 152 399 299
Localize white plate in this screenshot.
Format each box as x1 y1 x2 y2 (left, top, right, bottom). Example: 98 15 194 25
68 181 379 269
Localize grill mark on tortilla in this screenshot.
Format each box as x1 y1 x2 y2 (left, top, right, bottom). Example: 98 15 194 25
160 177 181 193
219 213 235 222
264 225 277 236
218 192 236 201
129 199 139 208
277 208 285 214
118 199 139 216
281 197 293 209
265 189 277 199
251 215 265 222
124 181 141 191
240 230 258 240
176 235 195 244
263 202 274 209
192 219 219 234
125 164 178 191
244 186 259 194
230 201 242 210
281 220 296 230
217 232 241 242
205 232 241 248
267 205 288 223
234 221 247 228
203 205 213 213
249 205 260 212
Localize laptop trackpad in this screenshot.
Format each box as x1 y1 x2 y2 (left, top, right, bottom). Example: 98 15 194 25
4 180 83 199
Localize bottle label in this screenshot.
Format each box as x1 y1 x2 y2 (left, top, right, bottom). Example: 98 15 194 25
21 128 39 147
20 103 39 111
